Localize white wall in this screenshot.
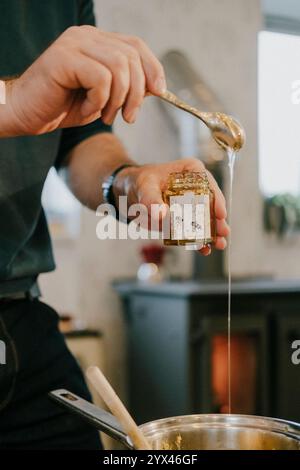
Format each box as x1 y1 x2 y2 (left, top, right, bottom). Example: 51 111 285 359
40 0 300 397
93 0 263 280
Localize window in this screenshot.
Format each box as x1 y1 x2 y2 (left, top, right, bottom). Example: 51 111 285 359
258 31 300 197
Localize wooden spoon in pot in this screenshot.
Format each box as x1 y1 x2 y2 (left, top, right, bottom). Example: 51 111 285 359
86 366 152 450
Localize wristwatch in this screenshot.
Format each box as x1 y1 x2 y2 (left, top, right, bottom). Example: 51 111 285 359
102 164 137 220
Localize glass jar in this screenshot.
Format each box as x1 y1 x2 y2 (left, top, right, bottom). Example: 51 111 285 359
162 171 216 249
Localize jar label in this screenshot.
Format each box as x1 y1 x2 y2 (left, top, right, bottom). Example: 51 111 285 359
169 192 211 241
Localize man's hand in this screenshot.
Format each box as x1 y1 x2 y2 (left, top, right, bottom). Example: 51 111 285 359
2 26 166 136
113 158 229 256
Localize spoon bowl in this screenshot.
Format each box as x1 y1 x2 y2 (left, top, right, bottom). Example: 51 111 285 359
203 112 246 151
159 90 245 152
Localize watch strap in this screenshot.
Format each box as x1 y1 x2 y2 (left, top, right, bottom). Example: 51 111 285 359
102 164 137 222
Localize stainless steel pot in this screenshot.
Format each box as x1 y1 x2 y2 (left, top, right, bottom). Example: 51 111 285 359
50 390 300 450
140 414 300 450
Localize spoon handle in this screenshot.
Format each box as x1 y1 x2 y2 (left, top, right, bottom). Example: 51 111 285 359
49 389 133 449
87 366 152 450
159 89 207 124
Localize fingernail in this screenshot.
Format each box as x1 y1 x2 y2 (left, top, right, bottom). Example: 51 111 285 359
126 107 139 124
154 77 167 95
103 109 118 125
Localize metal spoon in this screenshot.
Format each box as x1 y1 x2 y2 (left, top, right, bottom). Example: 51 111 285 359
159 90 245 152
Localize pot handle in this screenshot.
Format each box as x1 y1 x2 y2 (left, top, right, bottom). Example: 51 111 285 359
49 389 133 449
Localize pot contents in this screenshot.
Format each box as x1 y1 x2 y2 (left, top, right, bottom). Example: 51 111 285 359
161 434 182 450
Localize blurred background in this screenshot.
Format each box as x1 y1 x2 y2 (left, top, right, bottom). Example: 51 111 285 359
39 0 300 440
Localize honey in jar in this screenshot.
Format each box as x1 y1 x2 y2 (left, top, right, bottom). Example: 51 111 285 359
162 171 216 249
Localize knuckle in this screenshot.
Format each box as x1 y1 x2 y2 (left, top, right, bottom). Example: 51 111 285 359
88 89 100 106
46 43 71 68
128 35 145 49
126 47 140 63
100 83 111 104
64 25 78 35
115 72 129 92
98 93 109 109
63 25 97 40
128 92 144 108
109 94 125 109
63 25 81 37
97 82 111 106
112 51 128 69
100 67 112 87
111 96 125 109
79 25 97 33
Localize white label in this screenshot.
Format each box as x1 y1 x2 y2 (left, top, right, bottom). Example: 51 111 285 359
169 192 210 241
204 194 211 240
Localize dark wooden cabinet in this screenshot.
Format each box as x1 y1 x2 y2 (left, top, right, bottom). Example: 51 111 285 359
114 279 300 424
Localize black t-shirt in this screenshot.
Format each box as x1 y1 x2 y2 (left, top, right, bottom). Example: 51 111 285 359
0 0 111 294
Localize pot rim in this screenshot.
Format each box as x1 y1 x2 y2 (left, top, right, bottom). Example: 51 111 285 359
139 413 300 441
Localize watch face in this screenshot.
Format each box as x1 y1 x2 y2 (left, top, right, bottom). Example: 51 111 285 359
102 165 135 204
102 176 115 203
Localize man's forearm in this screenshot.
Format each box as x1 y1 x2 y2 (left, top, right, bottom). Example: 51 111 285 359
65 132 137 210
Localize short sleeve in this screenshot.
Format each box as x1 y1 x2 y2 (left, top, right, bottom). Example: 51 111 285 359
55 0 112 169
78 0 97 26
55 120 112 169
